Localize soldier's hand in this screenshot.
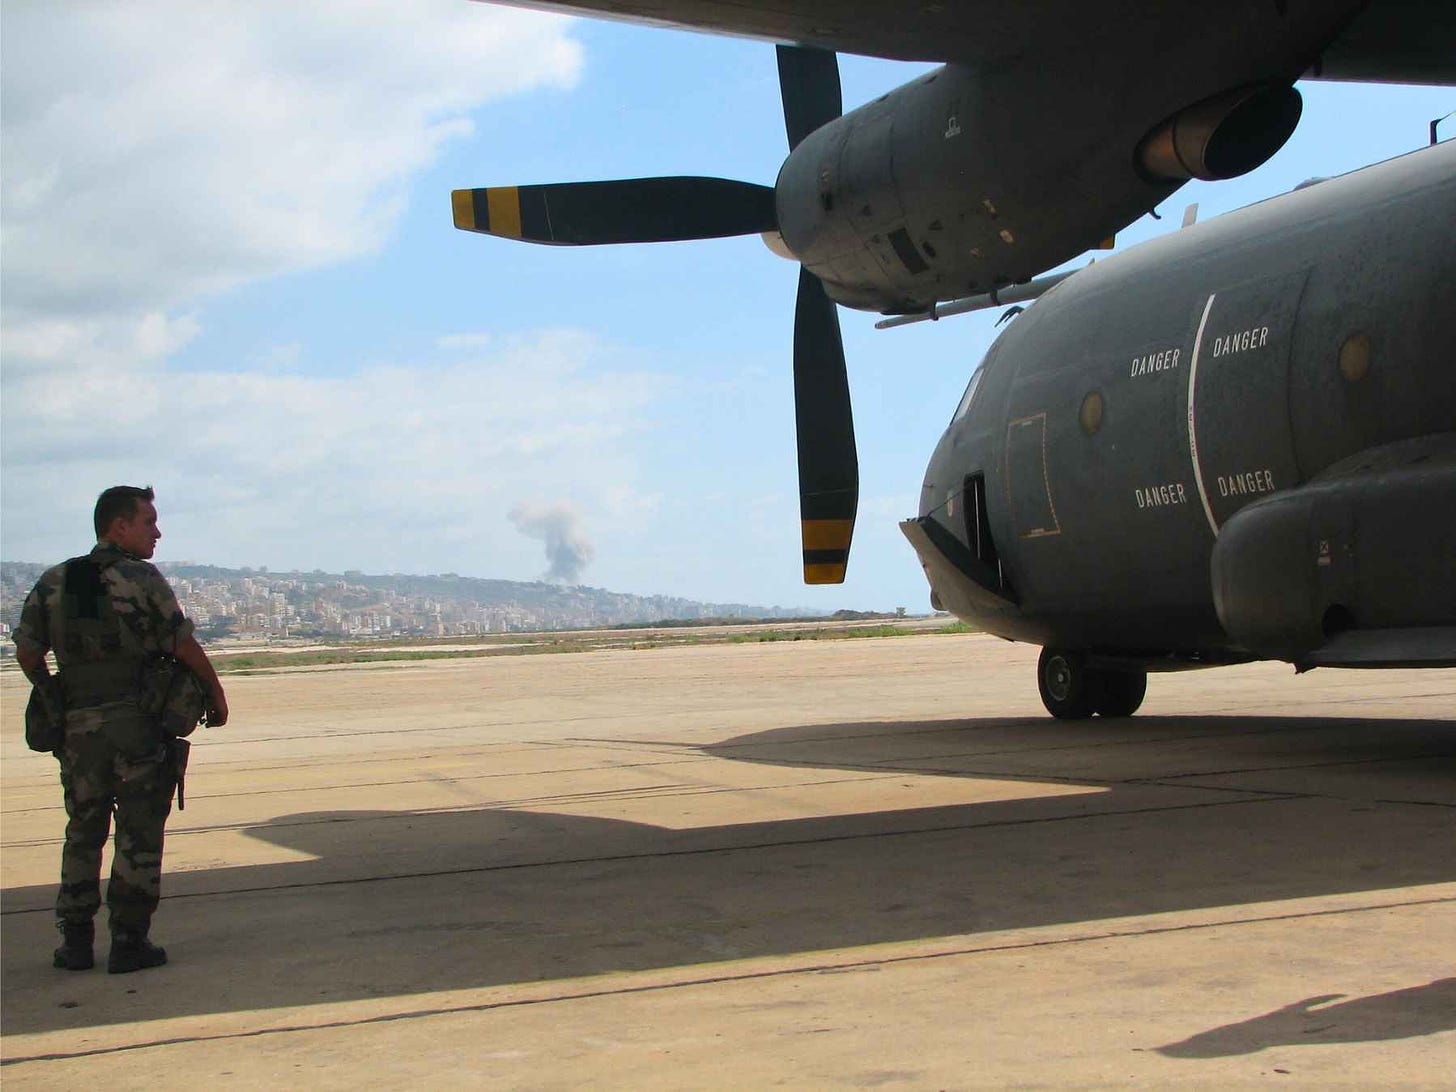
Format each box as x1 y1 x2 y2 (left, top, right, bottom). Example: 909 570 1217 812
208 694 229 727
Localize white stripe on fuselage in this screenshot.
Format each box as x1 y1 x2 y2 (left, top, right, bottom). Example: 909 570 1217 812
1186 293 1219 536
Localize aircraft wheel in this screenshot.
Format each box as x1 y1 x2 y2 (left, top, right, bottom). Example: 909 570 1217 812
1037 647 1096 719
1092 669 1147 717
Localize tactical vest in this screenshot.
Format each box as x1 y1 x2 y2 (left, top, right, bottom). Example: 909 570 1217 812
57 554 144 708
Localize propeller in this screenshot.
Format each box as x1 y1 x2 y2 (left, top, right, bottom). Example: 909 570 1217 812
793 265 857 584
774 45 855 584
776 43 842 151
452 45 858 584
450 177 775 246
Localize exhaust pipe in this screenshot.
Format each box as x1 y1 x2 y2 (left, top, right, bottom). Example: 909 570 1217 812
1137 84 1303 182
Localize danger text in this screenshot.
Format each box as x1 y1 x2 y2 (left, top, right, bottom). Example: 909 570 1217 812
1217 469 1276 497
1130 347 1181 378
1135 482 1188 509
1211 324 1270 358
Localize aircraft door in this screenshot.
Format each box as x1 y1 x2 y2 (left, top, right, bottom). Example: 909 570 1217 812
1185 270 1309 535
964 472 1001 569
1005 412 1061 540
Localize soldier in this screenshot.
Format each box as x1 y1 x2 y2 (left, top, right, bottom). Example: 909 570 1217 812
13 486 228 974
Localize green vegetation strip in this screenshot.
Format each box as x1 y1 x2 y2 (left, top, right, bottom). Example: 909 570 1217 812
212 622 976 674
727 624 973 643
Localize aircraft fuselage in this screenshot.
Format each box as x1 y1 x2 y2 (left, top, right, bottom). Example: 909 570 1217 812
905 141 1456 672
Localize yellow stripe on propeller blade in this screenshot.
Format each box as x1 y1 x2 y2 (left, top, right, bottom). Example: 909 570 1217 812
451 187 523 239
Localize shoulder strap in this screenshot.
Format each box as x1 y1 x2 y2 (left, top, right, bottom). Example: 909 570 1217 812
62 556 106 620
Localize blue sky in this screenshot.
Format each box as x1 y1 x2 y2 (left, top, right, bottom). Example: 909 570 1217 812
2 2 1450 612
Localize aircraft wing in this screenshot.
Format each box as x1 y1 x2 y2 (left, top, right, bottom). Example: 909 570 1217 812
477 0 1455 84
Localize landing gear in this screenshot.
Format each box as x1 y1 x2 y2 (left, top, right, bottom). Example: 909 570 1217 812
1037 647 1148 719
1037 648 1096 719
1092 669 1147 717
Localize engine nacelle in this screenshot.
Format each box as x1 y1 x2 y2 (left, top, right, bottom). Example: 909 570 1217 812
771 69 1303 315
772 65 1184 313
1211 438 1456 662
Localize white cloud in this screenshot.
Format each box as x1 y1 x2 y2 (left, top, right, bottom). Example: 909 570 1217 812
0 312 204 375
0 329 667 574
0 2 616 577
0 0 581 332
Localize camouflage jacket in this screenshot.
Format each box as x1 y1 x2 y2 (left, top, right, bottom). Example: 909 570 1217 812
12 542 194 706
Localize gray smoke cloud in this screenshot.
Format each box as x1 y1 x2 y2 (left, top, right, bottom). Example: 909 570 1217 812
508 501 595 584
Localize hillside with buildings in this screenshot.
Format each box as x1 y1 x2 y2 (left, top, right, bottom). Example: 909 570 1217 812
1 562 818 644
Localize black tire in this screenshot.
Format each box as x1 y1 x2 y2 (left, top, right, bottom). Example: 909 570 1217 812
1093 669 1147 717
1037 647 1097 719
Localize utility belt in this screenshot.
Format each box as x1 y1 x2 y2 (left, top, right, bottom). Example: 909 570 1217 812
59 655 208 729
39 655 205 810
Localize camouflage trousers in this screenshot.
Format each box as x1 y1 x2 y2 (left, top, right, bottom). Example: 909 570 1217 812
55 704 175 933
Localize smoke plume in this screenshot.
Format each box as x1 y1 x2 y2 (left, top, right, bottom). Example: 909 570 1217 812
508 501 595 584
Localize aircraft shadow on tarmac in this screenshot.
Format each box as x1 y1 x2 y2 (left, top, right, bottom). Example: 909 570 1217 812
3 714 1453 1038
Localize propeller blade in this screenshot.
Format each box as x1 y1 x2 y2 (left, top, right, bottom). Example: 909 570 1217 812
776 45 842 151
452 177 776 246
793 267 858 584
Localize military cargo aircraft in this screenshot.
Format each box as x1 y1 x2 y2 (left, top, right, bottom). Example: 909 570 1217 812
902 141 1455 717
454 0 1455 715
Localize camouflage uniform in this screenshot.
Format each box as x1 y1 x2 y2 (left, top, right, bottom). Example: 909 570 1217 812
12 542 194 934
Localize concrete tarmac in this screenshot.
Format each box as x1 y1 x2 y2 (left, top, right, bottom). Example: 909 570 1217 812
2 633 1453 1088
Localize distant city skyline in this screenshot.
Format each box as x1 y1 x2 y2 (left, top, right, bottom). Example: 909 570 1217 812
0 560 830 647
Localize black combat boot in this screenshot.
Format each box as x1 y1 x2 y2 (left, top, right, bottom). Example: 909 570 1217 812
108 929 168 974
53 919 95 971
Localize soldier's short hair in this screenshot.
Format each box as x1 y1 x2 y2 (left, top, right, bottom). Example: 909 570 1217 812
94 486 156 538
